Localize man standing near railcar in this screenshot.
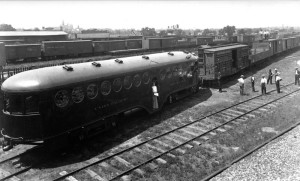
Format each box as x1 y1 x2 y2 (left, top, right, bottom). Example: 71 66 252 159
261 74 267 95
238 75 245 95
217 71 222 92
295 67 299 85
274 68 279 82
276 73 282 93
267 69 273 84
251 75 255 92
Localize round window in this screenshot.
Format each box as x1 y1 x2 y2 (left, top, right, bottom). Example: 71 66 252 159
142 72 150 84
133 74 141 87
72 87 85 103
101 81 112 95
160 69 166 80
87 84 98 99
54 90 69 108
124 76 132 89
113 78 122 92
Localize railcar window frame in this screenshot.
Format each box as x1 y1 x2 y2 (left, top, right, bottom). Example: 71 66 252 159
113 78 122 92
124 76 133 89
87 84 98 99
142 72 150 84
72 86 85 103
133 74 142 87
54 90 70 108
100 81 112 96
3 93 40 115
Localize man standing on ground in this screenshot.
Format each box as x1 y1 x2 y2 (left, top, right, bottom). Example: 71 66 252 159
276 73 282 93
295 67 299 85
218 72 222 92
238 75 245 95
267 69 273 84
261 74 267 95
251 75 255 92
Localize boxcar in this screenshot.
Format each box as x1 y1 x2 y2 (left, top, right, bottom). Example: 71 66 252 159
109 40 126 51
126 39 142 49
198 44 249 80
161 38 177 48
5 44 41 63
196 37 213 45
0 42 5 66
93 41 110 54
142 38 162 49
42 40 93 57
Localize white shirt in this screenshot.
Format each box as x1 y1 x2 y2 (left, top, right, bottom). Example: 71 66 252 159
238 78 244 85
276 76 282 81
296 70 299 75
261 78 267 84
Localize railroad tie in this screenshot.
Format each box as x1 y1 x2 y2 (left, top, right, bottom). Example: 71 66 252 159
164 135 184 145
85 169 107 181
59 171 78 181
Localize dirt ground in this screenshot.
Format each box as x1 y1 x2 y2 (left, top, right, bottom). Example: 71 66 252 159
137 50 300 181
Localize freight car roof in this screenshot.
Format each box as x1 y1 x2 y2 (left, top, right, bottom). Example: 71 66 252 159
205 44 248 52
1 51 197 93
0 31 67 37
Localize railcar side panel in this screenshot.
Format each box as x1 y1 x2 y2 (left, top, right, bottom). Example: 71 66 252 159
109 40 126 51
5 44 41 62
93 41 110 53
0 42 6 66
126 39 142 49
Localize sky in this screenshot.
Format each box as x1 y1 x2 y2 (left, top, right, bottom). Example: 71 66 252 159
0 0 299 30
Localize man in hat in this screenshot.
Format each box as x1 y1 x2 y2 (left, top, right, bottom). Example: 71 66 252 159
276 73 282 93
295 67 299 85
267 69 273 84
238 75 245 95
261 74 267 95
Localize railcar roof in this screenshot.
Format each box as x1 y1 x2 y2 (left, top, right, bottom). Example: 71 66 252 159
205 44 248 52
1 51 197 93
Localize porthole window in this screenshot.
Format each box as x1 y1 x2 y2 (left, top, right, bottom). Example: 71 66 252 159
87 84 98 99
142 72 150 84
72 87 85 103
166 68 172 78
124 76 133 89
160 69 166 80
55 90 69 108
101 81 112 95
113 78 122 92
133 74 142 87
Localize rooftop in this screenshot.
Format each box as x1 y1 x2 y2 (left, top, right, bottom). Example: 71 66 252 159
0 31 68 37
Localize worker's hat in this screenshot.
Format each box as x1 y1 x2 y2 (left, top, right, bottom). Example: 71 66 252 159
241 75 244 78
262 74 265 77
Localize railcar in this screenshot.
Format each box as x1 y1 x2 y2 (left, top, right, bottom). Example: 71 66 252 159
198 44 249 80
5 44 41 63
1 51 200 149
42 40 93 59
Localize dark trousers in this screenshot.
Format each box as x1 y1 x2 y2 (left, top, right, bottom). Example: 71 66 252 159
295 75 299 85
267 76 272 84
276 81 280 93
240 85 244 95
261 83 266 94
218 80 222 92
251 82 255 92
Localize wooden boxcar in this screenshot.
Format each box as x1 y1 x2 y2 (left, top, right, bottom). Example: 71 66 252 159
161 38 177 48
0 42 5 66
196 37 213 45
109 40 126 51
142 38 162 49
1 51 200 147
5 44 41 63
42 40 93 57
198 44 249 80
126 39 142 49
93 41 110 53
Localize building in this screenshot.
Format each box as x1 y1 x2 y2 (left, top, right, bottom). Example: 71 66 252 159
0 31 68 44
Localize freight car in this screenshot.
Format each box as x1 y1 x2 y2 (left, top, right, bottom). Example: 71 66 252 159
1 51 200 150
5 44 41 63
42 40 93 60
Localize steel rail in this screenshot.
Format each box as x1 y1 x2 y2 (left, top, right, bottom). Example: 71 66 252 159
53 83 296 181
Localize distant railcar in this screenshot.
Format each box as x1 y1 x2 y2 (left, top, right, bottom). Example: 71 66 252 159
42 40 93 58
1 51 200 149
5 44 41 63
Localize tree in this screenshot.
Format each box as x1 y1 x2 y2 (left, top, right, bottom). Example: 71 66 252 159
194 29 201 36
141 27 156 36
174 29 185 36
0 24 16 31
159 30 167 37
238 29 246 35
221 25 236 36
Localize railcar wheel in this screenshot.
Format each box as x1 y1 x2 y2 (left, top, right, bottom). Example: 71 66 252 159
168 95 174 104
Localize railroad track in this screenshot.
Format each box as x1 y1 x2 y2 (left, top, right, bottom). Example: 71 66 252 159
46 83 300 181
1 83 299 181
0 146 43 181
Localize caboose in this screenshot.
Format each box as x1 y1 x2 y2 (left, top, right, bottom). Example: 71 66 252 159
1 51 199 150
